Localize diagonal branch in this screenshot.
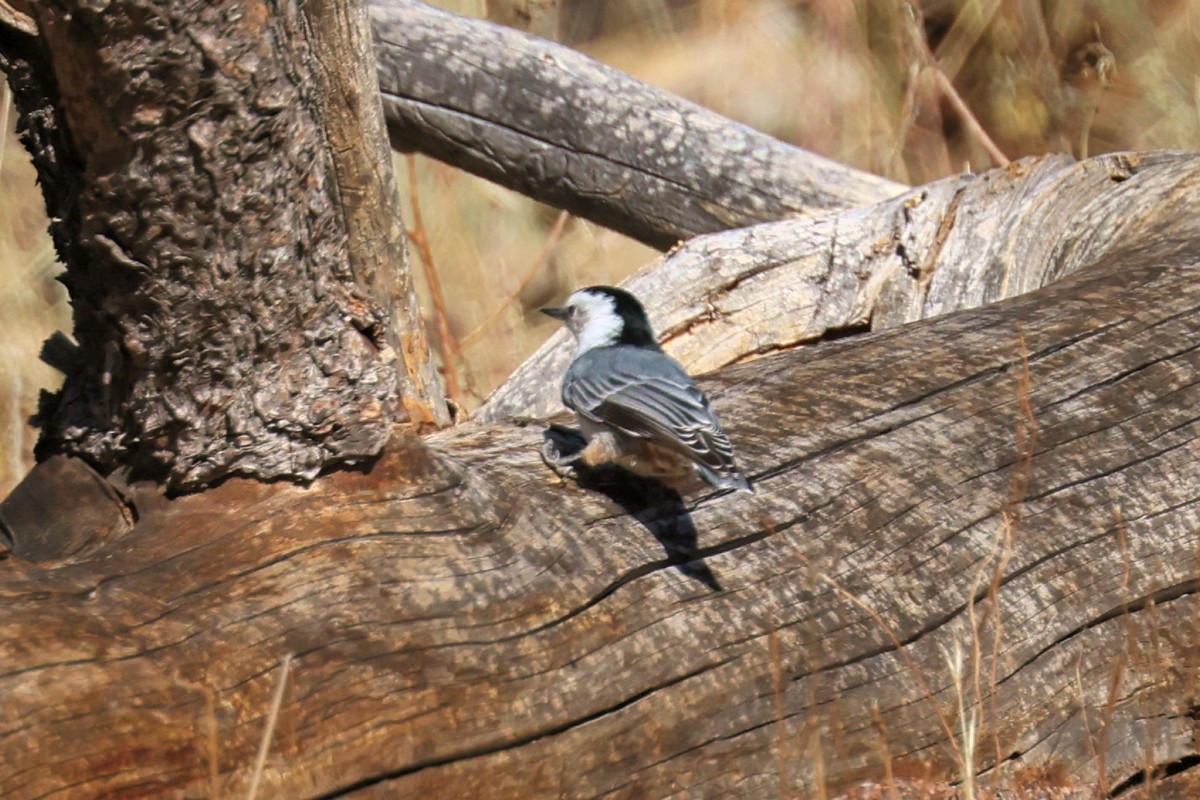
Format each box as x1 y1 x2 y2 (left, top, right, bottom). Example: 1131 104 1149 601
369 0 904 250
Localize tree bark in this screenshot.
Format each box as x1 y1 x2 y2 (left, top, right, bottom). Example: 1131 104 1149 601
370 0 904 250
2 260 1199 798
0 0 443 492
478 150 1200 421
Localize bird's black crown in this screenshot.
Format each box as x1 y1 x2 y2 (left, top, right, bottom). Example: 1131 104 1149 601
582 286 659 349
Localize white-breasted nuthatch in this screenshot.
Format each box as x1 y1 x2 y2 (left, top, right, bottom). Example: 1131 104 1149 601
541 286 753 493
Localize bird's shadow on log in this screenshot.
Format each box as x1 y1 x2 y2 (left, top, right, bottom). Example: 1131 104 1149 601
543 424 722 592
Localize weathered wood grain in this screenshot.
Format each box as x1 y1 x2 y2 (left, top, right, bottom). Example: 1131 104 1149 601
370 0 904 250
3 261 1198 798
478 150 1200 422
302 0 450 428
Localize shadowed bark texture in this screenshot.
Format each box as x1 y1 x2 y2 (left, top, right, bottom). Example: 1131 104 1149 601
3 0 434 491
1 262 1199 798
479 150 1200 421
370 0 904 250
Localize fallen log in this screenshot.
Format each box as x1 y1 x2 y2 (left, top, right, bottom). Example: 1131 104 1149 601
3 259 1198 798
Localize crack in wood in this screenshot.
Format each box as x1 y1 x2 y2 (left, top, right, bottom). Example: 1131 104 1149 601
305 657 735 799
384 95 753 206
1009 579 1200 683
1023 433 1197 504
1109 753 1200 797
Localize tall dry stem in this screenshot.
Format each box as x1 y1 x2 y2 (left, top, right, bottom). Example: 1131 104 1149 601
405 154 463 408
246 653 293 800
769 621 791 800
942 640 977 800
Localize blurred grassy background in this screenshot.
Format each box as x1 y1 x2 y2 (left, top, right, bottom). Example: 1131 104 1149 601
4 0 1200 495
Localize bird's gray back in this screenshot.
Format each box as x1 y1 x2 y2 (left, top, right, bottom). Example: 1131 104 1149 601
561 345 739 478
563 346 701 412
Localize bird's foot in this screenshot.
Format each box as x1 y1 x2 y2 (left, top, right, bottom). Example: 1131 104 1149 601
541 425 587 480
541 439 579 479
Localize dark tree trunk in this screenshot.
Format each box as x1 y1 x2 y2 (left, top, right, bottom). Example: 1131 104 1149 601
2 0 446 493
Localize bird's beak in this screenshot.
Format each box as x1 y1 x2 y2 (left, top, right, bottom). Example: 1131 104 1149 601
540 306 569 321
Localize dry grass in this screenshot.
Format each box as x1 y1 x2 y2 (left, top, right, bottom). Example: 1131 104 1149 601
392 153 653 414
3 0 1200 498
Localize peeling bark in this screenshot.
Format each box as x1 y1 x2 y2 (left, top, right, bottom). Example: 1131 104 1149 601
478 150 1200 421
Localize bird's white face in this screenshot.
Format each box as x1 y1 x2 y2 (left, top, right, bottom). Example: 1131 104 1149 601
559 290 623 354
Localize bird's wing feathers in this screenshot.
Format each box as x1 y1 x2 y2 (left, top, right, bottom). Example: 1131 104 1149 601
562 348 738 475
